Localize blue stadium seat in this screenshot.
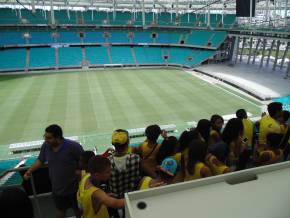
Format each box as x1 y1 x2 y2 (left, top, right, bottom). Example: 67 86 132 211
57 32 80 43
83 31 105 43
29 32 54 44
134 47 164 64
110 46 134 64
108 31 129 43
30 47 56 68
0 48 26 69
85 46 110 65
0 32 25 45
58 47 82 66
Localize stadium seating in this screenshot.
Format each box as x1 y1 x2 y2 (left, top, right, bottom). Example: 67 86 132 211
29 47 56 68
186 30 213 47
57 32 80 43
20 9 47 24
134 47 164 64
110 46 135 64
168 47 197 66
210 31 227 47
169 47 215 66
0 44 216 70
0 8 19 24
29 32 54 44
110 11 131 25
108 31 130 43
58 47 82 67
132 31 152 43
83 31 105 43
54 10 77 24
155 32 181 44
0 32 25 45
0 159 20 177
0 48 26 69
85 46 110 65
0 8 237 28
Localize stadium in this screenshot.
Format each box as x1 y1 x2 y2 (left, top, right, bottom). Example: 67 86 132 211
0 0 289 217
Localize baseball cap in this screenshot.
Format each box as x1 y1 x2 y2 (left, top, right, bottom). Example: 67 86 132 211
158 157 177 177
112 130 129 145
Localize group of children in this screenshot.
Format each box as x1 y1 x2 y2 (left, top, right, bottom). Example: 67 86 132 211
76 102 290 218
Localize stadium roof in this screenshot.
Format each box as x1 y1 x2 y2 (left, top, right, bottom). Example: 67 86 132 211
0 0 289 12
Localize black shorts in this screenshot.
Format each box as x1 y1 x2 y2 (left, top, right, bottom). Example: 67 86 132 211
52 192 78 211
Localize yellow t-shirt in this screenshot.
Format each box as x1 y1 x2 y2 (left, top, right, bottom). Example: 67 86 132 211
208 129 221 145
77 173 90 205
139 176 153 190
135 141 161 160
81 170 88 179
259 115 282 147
206 154 229 175
79 182 109 218
184 162 206 182
171 152 181 166
242 118 254 148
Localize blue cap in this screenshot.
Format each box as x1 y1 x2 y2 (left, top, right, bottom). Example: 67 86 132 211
158 157 177 176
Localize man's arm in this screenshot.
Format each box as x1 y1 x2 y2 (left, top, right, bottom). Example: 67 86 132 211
24 143 46 180
23 159 43 180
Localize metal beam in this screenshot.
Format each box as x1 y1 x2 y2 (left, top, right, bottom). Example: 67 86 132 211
31 0 35 13
280 42 289 70
266 40 275 67
240 37 246 62
50 0 55 25
260 38 267 68
285 0 288 27
234 36 240 64
252 38 261 64
247 37 253 64
273 40 281 71
142 0 145 26
286 58 290 78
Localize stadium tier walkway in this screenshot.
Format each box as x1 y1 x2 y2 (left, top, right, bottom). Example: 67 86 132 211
196 62 290 100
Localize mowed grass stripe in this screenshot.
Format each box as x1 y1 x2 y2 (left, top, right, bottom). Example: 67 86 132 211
106 70 150 127
117 70 168 125
87 71 116 132
46 73 69 131
75 72 99 135
0 68 262 147
64 73 83 136
181 70 261 114
105 70 143 127
150 70 209 119
0 76 37 144
0 76 44 144
96 71 131 128
167 70 260 117
136 69 188 123
20 74 58 141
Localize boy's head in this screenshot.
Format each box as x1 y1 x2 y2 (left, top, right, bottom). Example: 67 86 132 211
266 133 284 149
157 157 178 180
267 102 283 119
112 129 129 152
236 109 247 119
145 124 161 143
79 151 95 171
88 155 112 182
210 114 224 131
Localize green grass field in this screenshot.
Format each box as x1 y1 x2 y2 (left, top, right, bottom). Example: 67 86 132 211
0 68 262 158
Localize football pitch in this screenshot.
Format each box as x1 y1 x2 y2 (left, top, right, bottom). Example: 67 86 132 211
0 68 262 157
